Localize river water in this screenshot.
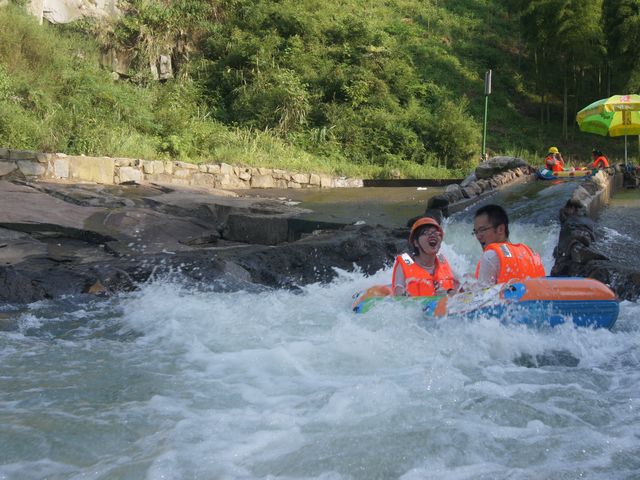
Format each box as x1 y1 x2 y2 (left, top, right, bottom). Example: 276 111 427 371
1 181 639 480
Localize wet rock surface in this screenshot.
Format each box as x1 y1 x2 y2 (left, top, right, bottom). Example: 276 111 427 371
0 180 406 304
551 169 640 301
1 158 638 305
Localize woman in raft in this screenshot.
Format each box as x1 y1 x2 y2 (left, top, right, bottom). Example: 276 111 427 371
589 149 610 169
391 217 459 296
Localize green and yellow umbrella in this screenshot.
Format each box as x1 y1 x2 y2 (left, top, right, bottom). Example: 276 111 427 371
576 94 640 165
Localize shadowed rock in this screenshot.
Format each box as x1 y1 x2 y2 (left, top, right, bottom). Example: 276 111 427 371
0 180 405 303
551 170 640 302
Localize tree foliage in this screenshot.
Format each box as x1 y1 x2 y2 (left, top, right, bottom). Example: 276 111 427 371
194 0 483 169
603 0 640 93
1 0 636 174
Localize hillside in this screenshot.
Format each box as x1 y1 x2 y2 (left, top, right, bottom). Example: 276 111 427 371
1 0 638 178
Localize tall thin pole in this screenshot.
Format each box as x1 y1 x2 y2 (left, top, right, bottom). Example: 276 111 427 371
482 70 492 160
625 135 628 167
482 95 489 159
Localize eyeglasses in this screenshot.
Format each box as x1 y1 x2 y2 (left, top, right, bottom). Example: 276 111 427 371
471 225 496 236
419 228 442 237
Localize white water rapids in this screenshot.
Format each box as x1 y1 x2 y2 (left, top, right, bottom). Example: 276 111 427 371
1 185 640 479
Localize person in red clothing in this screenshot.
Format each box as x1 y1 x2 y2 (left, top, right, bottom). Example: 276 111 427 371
544 146 565 172
473 204 545 286
590 149 610 169
391 217 459 296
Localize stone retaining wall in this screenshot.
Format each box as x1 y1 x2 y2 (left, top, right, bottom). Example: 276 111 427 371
551 167 640 301
424 156 539 217
0 148 363 189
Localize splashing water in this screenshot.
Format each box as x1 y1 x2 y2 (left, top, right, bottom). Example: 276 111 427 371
1 183 639 479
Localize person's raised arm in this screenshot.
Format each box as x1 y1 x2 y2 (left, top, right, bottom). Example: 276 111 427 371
476 249 500 286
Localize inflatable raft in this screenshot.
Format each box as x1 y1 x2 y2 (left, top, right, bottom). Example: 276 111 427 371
537 168 595 180
352 277 619 329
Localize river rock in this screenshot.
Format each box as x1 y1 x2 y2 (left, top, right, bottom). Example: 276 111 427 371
0 180 405 304
475 156 529 180
552 174 640 302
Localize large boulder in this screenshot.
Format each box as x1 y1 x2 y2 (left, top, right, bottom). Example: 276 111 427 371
0 180 405 303
475 156 529 180
551 171 640 302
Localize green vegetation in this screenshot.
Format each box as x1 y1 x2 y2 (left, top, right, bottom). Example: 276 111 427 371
1 0 639 178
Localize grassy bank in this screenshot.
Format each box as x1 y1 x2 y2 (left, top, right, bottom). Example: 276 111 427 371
0 5 471 178
1 2 635 178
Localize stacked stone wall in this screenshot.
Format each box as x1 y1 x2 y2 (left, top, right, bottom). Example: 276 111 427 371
424 156 539 217
0 149 363 189
551 167 640 301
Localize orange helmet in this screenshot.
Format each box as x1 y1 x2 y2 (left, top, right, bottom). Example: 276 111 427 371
409 217 443 242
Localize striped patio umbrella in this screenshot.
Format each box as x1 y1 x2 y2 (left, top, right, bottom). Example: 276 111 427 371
576 94 640 165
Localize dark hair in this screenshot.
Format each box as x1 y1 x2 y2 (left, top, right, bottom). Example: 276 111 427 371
474 204 509 237
409 225 431 255
410 225 426 255
592 149 602 156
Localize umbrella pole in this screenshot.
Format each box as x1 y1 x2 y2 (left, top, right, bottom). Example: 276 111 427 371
625 135 628 167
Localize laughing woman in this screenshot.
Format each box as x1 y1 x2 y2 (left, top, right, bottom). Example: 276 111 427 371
391 217 459 297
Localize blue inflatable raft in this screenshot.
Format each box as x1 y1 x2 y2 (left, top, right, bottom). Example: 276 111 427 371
537 168 595 180
352 277 619 329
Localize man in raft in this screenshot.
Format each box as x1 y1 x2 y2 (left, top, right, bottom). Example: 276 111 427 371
473 204 545 286
391 217 459 296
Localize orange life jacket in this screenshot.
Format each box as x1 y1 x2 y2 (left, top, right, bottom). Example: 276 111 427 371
475 243 545 284
545 154 565 172
591 155 609 169
544 154 555 170
392 253 456 296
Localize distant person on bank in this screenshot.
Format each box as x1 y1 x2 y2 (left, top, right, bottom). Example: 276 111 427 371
472 204 545 286
391 217 459 296
589 149 610 169
544 146 566 172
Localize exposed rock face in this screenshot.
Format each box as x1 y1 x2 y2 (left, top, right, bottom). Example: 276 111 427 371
27 0 120 23
27 0 119 24
0 180 405 304
1 158 637 305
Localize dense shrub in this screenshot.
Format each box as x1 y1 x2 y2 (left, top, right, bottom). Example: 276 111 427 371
8 0 620 176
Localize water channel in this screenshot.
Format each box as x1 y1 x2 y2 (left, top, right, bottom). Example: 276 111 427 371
1 180 639 479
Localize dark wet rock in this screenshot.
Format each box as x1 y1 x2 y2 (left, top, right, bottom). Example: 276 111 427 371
556 215 596 253
227 225 404 289
552 171 640 302
427 194 451 209
180 232 220 246
460 171 476 188
475 179 492 192
444 183 464 202
514 350 580 368
0 180 405 304
223 212 290 245
423 209 445 225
